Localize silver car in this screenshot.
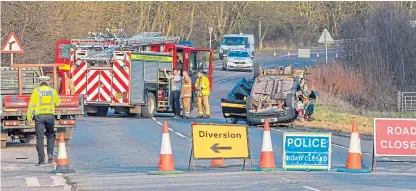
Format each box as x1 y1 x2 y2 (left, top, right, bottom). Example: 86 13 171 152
222 50 253 71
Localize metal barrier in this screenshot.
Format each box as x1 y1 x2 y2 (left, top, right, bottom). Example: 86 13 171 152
397 91 416 111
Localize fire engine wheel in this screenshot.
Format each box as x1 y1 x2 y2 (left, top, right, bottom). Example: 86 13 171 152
142 92 156 118
19 135 35 144
86 113 97 116
1 141 6 148
97 107 109 117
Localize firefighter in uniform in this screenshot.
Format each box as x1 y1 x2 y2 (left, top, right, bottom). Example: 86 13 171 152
181 71 192 119
195 71 211 119
27 76 61 165
64 72 75 94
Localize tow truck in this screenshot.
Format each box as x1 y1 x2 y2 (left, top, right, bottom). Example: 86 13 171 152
55 28 213 117
1 64 84 148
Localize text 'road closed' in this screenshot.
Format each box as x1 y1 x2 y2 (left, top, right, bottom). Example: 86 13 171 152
374 118 416 156
192 124 249 159
283 132 332 171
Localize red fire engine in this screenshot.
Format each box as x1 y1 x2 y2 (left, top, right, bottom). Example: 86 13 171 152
55 28 213 117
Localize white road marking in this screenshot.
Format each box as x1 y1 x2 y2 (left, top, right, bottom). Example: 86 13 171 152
216 74 250 83
151 117 190 141
52 175 72 190
175 132 186 138
303 186 321 191
25 177 41 187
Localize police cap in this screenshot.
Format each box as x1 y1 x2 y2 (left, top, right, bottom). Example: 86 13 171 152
38 76 50 82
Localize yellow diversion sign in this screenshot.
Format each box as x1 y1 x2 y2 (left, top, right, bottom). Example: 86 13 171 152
191 123 250 159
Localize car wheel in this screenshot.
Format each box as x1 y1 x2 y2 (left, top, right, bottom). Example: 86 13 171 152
226 118 238 124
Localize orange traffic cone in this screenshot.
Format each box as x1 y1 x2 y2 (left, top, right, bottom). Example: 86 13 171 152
337 121 370 173
53 133 75 173
210 159 226 167
253 119 279 171
149 121 184 175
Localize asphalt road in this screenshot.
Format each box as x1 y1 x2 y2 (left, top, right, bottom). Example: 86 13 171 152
2 49 416 191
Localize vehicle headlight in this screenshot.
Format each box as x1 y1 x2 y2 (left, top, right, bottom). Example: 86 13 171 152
227 61 234 65
247 61 253 65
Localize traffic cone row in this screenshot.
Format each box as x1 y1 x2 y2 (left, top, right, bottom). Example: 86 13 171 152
336 120 370 173
53 133 75 173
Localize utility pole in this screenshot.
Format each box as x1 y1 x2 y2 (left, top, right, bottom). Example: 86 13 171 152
209 27 213 49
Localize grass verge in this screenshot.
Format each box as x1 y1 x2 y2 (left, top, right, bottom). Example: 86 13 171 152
293 95 416 138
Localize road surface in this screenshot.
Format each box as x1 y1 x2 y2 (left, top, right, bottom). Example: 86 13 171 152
2 49 416 191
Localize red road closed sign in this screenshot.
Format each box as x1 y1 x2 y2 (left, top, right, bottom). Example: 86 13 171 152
374 118 416 156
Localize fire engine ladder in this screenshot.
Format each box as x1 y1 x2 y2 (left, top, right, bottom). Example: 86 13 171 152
120 31 180 46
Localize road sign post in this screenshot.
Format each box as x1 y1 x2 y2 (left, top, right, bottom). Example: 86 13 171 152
373 118 416 172
318 28 334 65
1 32 25 67
283 132 332 171
189 123 252 173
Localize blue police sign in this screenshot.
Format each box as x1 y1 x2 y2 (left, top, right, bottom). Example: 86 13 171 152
283 132 332 171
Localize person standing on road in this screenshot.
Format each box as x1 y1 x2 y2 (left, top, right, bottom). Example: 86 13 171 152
195 71 211 119
27 76 61 165
164 68 182 119
181 70 192 119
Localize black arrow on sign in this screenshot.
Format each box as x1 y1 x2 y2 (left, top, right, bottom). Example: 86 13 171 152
8 41 15 51
211 143 232 153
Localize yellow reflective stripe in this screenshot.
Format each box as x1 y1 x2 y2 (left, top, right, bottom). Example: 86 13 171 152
221 102 246 108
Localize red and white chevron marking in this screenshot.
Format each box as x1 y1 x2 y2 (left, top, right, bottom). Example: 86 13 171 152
99 70 112 102
86 70 100 102
85 70 113 102
71 58 87 95
112 52 130 104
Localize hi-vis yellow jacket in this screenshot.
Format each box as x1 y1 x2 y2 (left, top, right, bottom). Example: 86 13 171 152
27 85 61 120
195 75 210 96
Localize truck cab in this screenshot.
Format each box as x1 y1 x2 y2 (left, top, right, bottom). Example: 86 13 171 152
219 34 255 60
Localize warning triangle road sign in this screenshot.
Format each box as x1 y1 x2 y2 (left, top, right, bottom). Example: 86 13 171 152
1 32 24 54
318 28 334 44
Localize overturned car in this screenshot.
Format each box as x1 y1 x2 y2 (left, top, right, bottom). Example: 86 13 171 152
221 64 317 125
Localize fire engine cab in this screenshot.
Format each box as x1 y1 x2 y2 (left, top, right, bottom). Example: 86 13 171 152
55 28 213 117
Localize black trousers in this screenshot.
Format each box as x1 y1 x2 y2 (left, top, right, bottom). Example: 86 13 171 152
171 90 181 116
34 115 55 162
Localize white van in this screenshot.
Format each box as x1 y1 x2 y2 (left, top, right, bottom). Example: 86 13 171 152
219 33 255 60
